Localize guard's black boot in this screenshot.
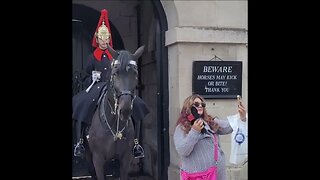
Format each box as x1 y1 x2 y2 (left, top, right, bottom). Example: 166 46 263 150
132 139 144 159
74 138 85 158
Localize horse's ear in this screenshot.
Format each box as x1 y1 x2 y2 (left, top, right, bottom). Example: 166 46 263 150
107 44 119 59
133 45 145 60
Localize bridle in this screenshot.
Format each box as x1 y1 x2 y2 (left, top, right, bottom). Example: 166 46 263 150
98 54 138 141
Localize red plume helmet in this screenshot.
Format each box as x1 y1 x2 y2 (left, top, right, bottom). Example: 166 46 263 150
92 9 113 48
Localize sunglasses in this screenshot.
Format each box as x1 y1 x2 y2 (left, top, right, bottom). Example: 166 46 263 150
193 102 206 108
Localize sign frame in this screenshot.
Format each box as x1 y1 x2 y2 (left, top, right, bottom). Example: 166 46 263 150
192 61 242 99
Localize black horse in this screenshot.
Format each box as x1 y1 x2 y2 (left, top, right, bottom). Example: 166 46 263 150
85 45 145 180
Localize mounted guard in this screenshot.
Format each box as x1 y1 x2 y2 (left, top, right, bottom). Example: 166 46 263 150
72 9 149 159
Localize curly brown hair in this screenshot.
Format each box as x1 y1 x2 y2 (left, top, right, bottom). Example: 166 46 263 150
176 94 216 133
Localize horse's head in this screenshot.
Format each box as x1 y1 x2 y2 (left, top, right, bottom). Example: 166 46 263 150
108 45 144 121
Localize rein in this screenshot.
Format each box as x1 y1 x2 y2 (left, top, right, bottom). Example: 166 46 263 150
99 88 130 141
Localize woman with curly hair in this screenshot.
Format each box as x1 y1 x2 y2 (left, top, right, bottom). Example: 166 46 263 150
173 94 246 180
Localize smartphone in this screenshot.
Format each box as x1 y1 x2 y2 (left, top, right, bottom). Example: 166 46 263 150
237 95 242 106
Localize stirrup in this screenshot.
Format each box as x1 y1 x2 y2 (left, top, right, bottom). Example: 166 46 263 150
74 138 85 157
132 139 144 159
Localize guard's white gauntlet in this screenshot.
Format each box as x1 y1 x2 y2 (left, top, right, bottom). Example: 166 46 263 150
91 70 101 82
86 71 101 93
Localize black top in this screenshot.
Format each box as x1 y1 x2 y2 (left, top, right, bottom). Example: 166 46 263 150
83 52 112 88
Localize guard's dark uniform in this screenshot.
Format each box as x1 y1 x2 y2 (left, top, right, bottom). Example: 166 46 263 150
72 49 112 125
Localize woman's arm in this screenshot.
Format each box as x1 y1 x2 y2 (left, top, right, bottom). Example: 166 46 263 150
216 125 233 135
212 118 233 135
173 124 202 157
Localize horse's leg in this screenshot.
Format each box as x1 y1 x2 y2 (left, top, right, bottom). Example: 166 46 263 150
92 154 106 180
120 153 131 180
84 139 97 180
